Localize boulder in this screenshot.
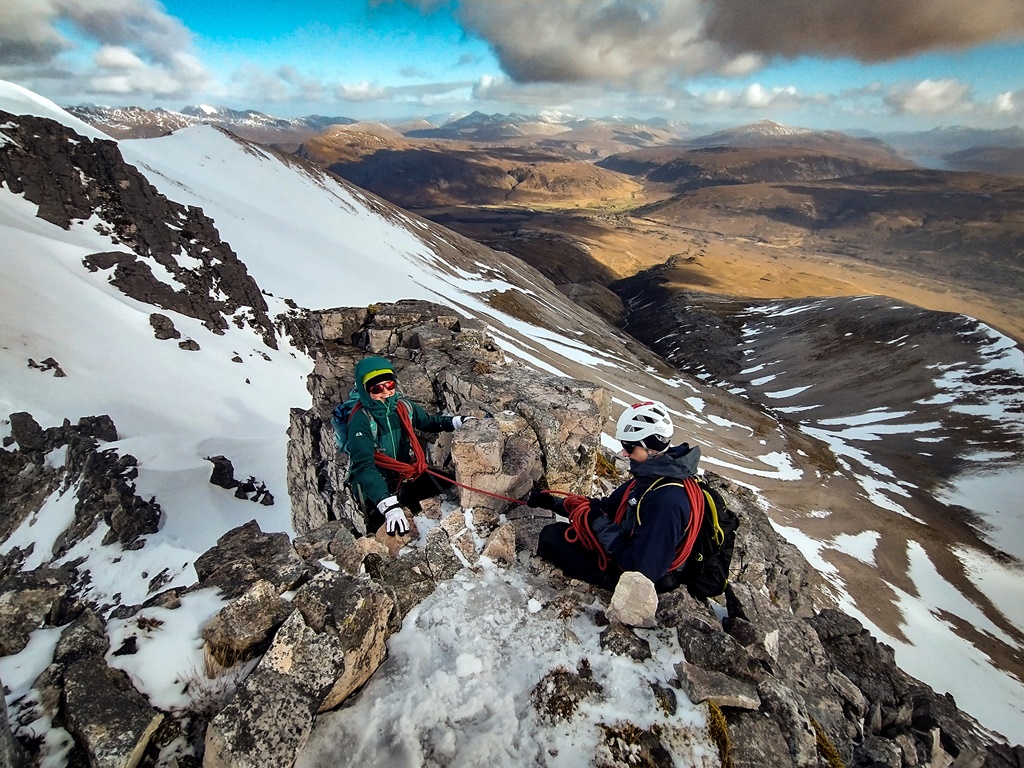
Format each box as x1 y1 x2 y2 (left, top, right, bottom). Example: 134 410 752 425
288 571 394 710
204 571 393 767
481 522 517 565
63 657 164 768
0 568 71 655
193 520 308 599
606 571 657 628
202 579 294 666
8 412 46 453
204 670 315 768
448 412 541 511
599 622 652 661
206 456 238 489
675 661 761 710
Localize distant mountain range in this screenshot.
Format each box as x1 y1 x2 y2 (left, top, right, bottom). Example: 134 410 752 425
63 103 1024 176
65 103 355 143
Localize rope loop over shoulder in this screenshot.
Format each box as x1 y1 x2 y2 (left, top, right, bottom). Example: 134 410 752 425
369 401 428 481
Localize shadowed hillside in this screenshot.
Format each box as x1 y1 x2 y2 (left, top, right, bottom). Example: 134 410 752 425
298 130 641 209
599 144 914 192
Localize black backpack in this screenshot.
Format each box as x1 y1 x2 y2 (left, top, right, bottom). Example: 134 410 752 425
677 481 739 598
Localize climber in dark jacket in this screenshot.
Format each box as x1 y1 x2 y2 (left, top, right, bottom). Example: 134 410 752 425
348 356 472 535
534 401 701 591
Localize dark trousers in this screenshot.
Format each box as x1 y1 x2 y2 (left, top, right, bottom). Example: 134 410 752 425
537 522 622 590
364 470 455 531
537 522 682 593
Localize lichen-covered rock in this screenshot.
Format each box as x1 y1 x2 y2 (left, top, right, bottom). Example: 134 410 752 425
204 670 315 768
288 570 394 710
202 579 294 666
599 621 652 661
63 657 164 768
193 520 308 599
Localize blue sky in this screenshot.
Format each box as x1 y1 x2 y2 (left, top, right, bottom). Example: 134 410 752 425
2 0 1024 132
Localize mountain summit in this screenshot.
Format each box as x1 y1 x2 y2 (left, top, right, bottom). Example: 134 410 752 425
2 79 1023 765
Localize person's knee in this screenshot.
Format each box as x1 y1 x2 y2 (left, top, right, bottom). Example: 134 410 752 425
537 523 568 557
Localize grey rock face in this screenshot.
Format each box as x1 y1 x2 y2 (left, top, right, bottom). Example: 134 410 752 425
0 673 27 767
201 579 294 666
203 571 394 766
0 111 276 347
0 569 71 656
287 299 608 535
203 669 315 768
193 520 308 600
63 657 164 768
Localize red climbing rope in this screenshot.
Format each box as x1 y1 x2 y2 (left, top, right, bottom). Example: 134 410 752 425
559 476 707 572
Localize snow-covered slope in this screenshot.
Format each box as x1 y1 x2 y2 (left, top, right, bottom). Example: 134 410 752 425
2 78 1023 754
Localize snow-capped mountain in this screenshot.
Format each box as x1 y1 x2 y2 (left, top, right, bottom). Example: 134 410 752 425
64 103 355 140
2 79 1023 764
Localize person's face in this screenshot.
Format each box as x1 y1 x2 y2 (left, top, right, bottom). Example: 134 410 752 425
367 378 397 401
620 441 649 463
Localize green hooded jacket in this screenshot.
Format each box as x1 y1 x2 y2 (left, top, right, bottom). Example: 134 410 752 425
347 356 455 507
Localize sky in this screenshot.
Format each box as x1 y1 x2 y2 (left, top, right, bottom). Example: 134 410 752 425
1 81 1024 763
2 0 1024 132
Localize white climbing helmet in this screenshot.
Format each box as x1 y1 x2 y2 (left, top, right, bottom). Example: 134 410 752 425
615 401 674 449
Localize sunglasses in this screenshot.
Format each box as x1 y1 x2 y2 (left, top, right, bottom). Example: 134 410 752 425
368 379 397 395
620 441 643 454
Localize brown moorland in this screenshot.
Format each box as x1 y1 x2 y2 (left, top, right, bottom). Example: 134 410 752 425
302 125 1024 344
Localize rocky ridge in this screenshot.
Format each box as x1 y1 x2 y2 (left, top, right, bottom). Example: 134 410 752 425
0 111 278 348
4 302 1016 766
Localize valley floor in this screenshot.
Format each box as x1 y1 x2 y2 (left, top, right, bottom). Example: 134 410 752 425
423 205 1024 346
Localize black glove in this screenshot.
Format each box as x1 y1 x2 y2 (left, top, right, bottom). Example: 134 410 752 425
526 489 559 512
586 502 604 528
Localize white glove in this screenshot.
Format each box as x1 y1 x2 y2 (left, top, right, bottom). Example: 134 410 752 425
377 496 409 535
452 415 477 430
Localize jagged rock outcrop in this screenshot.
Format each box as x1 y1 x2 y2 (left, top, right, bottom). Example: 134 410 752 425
286 299 608 536
3 303 1019 768
0 673 27 767
204 570 393 768
0 111 277 347
0 412 159 575
193 520 307 600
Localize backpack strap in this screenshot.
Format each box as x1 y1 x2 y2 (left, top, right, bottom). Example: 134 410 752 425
700 483 725 547
634 477 687 526
348 401 378 447
601 476 706 572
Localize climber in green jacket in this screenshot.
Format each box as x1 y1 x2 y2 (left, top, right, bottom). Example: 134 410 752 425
348 356 473 535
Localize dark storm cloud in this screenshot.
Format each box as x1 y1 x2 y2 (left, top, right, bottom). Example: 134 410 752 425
394 0 729 85
2 0 192 66
703 0 1024 62
397 0 1024 84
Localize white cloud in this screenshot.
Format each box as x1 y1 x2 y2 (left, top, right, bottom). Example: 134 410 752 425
95 45 145 71
885 78 972 115
1 0 209 100
695 82 824 114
